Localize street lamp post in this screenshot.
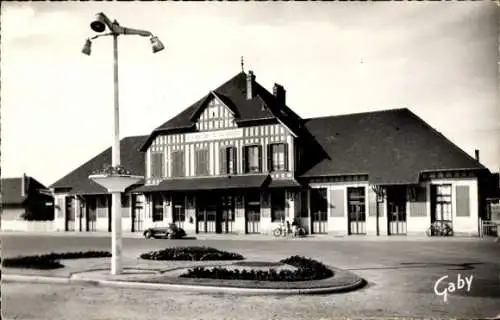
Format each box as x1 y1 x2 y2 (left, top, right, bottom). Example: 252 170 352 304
83 13 164 275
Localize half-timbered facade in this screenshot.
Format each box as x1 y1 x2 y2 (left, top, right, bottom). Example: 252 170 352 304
50 70 495 237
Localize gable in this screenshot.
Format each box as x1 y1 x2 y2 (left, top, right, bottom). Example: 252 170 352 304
139 71 306 151
195 95 237 131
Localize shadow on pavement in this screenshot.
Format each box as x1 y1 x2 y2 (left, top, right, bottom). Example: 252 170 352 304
346 262 484 271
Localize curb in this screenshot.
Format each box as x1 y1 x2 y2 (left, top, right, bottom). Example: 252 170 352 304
2 273 366 295
2 274 70 284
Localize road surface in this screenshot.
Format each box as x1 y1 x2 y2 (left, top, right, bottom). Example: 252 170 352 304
2 234 500 319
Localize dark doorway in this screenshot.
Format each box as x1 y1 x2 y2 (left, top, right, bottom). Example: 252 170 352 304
86 197 97 232
172 195 186 229
197 194 217 233
221 195 235 233
347 187 366 235
245 190 261 234
310 188 328 234
431 184 453 230
387 186 407 235
196 193 235 234
131 194 144 232
65 196 75 231
108 195 112 232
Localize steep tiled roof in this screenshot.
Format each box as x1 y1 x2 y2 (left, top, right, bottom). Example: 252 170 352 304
50 73 490 192
140 72 306 151
1 178 26 205
50 135 148 194
299 108 487 184
1 176 51 205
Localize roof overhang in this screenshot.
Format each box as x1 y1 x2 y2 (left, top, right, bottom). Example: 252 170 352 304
139 125 195 152
265 179 302 189
133 175 270 193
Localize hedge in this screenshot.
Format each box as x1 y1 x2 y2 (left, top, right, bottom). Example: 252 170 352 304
180 255 333 281
1 251 112 270
140 246 244 261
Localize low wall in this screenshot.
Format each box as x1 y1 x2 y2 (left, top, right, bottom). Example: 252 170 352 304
1 220 56 232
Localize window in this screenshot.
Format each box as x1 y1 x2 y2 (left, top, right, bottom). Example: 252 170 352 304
243 145 262 173
151 152 164 178
432 184 452 222
347 187 366 222
173 196 185 222
195 149 209 176
268 143 287 171
220 146 237 174
152 194 164 222
271 190 286 222
171 150 185 177
121 194 130 207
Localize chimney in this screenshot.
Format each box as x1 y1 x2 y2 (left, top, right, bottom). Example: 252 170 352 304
21 173 27 197
475 149 480 162
273 83 286 105
246 70 255 100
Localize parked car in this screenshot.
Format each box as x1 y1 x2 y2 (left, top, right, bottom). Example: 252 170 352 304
143 223 187 239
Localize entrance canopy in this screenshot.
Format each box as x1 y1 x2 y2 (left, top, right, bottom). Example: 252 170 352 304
133 174 270 192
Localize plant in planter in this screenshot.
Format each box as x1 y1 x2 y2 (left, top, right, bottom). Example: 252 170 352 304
180 255 334 282
91 165 132 176
1 251 112 270
140 246 244 261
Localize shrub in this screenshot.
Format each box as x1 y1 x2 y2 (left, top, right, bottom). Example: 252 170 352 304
140 246 244 261
180 255 334 282
1 251 111 270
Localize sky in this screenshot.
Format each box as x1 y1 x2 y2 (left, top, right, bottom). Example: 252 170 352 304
1 2 499 186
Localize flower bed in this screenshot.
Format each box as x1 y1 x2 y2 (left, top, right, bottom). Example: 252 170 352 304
1 251 111 270
140 246 244 261
180 255 334 281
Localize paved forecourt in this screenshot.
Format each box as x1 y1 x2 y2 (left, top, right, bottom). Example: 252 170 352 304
2 234 500 319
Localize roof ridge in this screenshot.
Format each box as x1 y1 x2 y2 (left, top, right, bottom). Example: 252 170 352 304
303 108 409 121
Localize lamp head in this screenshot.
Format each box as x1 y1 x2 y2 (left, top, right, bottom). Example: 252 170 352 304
90 13 107 33
150 36 165 53
81 39 92 56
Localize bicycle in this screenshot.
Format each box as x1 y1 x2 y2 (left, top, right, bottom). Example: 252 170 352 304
425 221 454 237
273 219 291 238
273 219 306 238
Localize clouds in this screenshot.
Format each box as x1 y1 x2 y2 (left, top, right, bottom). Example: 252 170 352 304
1 2 498 184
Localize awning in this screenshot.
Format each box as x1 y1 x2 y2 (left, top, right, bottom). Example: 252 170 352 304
266 179 302 188
132 174 270 193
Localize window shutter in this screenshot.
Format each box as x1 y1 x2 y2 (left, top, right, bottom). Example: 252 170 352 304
181 151 185 177
267 144 272 172
172 152 177 177
220 147 227 175
242 146 247 173
284 143 289 171
232 147 237 174
160 154 165 177
151 153 157 177
258 145 263 172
